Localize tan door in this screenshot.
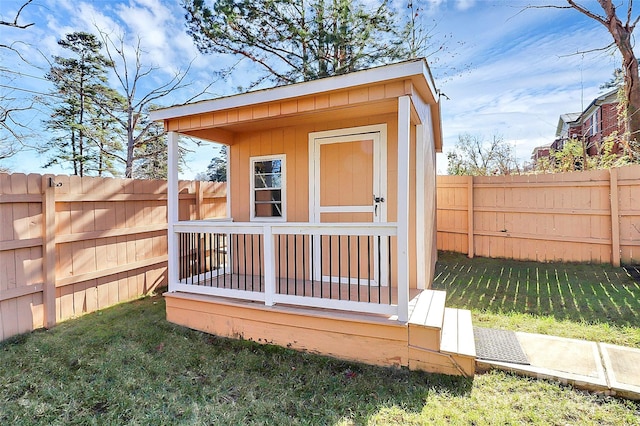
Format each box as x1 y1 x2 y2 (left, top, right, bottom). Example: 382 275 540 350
309 125 387 285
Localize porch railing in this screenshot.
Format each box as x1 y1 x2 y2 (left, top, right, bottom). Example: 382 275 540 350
171 221 400 318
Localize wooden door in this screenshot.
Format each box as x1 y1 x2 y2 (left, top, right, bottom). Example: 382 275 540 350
309 125 387 285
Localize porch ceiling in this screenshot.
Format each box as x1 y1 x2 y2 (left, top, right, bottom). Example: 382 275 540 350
180 98 398 145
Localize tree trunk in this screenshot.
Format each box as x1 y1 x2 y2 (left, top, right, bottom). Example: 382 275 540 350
125 131 134 178
607 11 640 148
623 52 640 147
125 111 134 178
569 0 640 154
596 0 640 152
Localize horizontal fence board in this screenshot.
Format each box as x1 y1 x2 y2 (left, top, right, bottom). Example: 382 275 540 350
0 283 43 301
473 230 612 245
55 193 225 202
55 224 167 244
0 194 41 203
0 238 42 251
471 207 610 216
55 255 168 288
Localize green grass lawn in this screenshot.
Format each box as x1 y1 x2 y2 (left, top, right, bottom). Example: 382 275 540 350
2 253 640 424
432 252 640 348
1 294 638 425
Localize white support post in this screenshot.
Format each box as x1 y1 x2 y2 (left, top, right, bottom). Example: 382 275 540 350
167 131 180 292
397 96 411 322
263 224 276 306
225 145 232 219
415 124 426 290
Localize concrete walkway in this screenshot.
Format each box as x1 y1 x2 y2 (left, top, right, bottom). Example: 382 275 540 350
476 332 640 401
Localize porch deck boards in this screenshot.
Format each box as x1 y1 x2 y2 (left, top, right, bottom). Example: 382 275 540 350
182 273 422 305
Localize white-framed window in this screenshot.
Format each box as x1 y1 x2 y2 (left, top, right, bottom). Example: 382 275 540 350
250 154 286 221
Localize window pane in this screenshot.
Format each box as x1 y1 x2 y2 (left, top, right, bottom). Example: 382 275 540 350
255 189 281 202
254 174 282 189
255 202 282 217
252 156 284 220
254 160 281 175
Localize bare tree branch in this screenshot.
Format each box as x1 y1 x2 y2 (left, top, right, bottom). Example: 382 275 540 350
565 1 607 25
557 41 616 57
96 28 211 177
0 0 34 29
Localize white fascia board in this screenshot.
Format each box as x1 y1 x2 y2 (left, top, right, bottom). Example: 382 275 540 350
149 60 432 122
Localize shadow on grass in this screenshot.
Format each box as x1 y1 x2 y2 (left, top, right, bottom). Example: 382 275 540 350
432 251 640 328
0 295 472 425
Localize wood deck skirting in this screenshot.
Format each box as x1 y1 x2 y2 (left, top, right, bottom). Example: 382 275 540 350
165 291 410 367
164 289 476 377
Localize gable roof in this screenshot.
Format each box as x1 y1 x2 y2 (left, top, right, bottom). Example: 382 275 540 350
555 112 581 137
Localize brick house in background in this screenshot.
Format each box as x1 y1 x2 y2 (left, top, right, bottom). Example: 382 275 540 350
530 144 551 163
554 112 582 148
553 89 622 154
532 88 623 163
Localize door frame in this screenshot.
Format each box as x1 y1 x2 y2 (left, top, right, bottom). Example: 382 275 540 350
307 124 388 285
308 124 388 223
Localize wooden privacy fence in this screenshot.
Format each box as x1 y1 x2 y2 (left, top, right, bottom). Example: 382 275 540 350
436 164 640 266
0 173 225 342
2 166 638 342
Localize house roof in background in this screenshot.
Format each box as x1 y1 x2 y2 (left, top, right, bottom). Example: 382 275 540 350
555 112 581 137
554 89 619 137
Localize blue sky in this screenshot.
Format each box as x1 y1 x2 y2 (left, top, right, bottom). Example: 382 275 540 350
0 0 620 177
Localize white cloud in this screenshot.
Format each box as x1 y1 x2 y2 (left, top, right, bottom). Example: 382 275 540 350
455 0 475 11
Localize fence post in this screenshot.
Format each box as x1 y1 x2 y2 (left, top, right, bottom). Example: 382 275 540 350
467 175 474 258
610 168 620 267
42 175 57 328
195 180 204 220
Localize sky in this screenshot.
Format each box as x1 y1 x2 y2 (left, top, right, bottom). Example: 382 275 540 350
0 0 620 178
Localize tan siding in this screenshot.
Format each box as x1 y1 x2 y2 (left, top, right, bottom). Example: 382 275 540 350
229 114 396 224
163 82 405 135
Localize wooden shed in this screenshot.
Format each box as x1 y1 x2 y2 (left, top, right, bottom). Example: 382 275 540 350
150 59 476 377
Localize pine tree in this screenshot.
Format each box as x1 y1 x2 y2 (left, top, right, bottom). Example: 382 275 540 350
205 145 227 182
183 0 407 88
44 32 119 176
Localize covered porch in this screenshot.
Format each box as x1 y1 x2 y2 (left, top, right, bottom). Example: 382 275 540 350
151 59 475 376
